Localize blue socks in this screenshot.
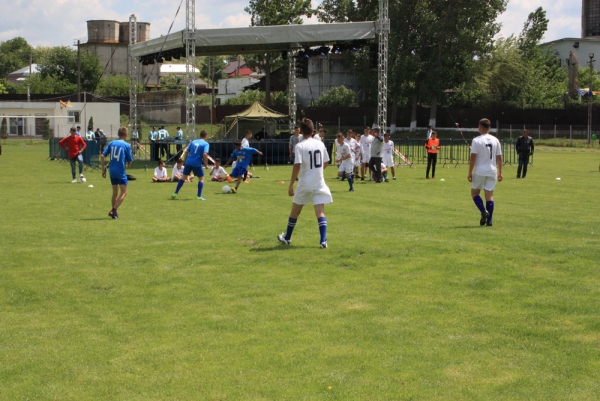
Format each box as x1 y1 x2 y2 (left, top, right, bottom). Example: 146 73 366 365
285 218 297 241
473 195 485 213
175 179 184 194
348 173 354 190
486 201 494 224
197 181 204 198
318 217 327 243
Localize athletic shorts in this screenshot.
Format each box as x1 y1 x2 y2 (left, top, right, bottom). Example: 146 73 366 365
293 184 333 206
110 176 128 186
338 162 354 174
183 165 204 177
383 155 394 167
361 152 371 164
231 165 247 178
471 174 497 191
353 153 361 167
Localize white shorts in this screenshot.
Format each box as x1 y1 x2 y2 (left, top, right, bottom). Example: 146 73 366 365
293 184 333 206
361 153 371 164
471 174 497 191
338 162 354 174
353 154 361 167
383 155 394 167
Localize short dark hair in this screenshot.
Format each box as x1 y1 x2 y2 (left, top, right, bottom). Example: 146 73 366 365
215 158 221 162
176 158 183 163
177 127 181 129
76 126 81 129
199 130 208 139
427 125 432 129
234 139 242 147
479 118 491 129
245 130 252 136
300 118 314 136
118 126 128 137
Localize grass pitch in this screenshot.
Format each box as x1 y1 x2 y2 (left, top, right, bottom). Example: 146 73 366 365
1 140 599 400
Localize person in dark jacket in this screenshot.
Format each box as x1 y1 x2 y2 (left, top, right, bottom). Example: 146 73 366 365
515 129 534 178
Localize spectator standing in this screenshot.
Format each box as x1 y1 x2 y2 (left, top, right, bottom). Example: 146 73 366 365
425 131 440 179
289 125 303 164
468 118 503 227
382 133 396 181
175 126 183 153
157 125 170 159
515 129 534 179
368 126 384 183
241 130 252 148
59 127 87 183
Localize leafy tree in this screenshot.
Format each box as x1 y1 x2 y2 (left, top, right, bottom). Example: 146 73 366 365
16 73 76 94
224 89 264 105
96 74 141 97
315 85 357 106
0 118 8 140
271 91 289 107
36 46 102 93
199 56 227 85
88 116 94 130
244 0 313 107
0 81 7 94
578 67 600 102
0 37 33 78
517 7 548 60
40 119 52 140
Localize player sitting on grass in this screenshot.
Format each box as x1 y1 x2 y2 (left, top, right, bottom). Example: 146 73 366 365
223 140 263 193
171 130 209 201
210 158 232 182
152 160 169 182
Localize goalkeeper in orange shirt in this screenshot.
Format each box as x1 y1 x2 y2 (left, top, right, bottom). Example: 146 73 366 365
425 131 440 179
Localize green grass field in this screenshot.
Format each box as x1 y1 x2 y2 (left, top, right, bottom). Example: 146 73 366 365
1 140 599 400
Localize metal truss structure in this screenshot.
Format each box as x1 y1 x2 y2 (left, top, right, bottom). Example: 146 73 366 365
288 51 297 134
128 14 138 136
185 0 196 139
377 0 389 132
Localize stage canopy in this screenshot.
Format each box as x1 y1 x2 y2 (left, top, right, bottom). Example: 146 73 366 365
225 101 288 140
130 22 377 58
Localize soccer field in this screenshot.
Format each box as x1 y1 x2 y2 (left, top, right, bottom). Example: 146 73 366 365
1 140 599 400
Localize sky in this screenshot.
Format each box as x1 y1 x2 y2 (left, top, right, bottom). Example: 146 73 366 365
0 0 582 48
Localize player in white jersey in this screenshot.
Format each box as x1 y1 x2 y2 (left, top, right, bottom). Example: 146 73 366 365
359 126 373 180
335 132 354 191
382 133 396 181
241 129 252 148
278 118 332 248
468 118 503 227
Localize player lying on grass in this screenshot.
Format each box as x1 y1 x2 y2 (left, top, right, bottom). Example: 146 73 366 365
222 140 263 193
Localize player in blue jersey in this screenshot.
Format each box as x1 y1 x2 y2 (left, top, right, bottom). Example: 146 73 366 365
223 140 263 193
171 130 210 200
101 127 133 219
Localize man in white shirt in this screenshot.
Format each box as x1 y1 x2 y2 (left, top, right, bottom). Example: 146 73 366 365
152 160 169 182
468 118 503 226
241 130 252 148
289 126 303 164
426 125 433 140
359 126 373 180
278 118 332 249
336 132 354 191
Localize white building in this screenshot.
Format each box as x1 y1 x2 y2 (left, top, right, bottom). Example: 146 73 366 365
0 102 120 138
217 77 260 104
542 37 600 72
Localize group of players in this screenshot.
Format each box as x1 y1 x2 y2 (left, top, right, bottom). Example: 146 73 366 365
90 116 503 243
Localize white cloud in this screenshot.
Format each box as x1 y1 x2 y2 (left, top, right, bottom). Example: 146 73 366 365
497 0 581 42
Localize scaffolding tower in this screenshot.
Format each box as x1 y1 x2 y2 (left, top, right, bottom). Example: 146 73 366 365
185 0 196 139
377 0 389 132
128 14 138 136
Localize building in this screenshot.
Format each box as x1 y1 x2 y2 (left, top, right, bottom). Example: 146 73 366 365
542 38 600 70
582 0 600 38
6 64 39 84
159 64 207 88
0 101 119 137
79 20 161 88
216 77 260 104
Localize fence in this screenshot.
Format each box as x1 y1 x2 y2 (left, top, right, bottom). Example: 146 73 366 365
497 124 597 146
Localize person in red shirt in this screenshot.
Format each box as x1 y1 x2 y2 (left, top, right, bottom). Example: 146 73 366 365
425 131 440 179
59 127 87 183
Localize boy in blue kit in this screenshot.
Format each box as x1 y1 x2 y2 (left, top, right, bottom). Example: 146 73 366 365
171 130 209 200
223 140 263 193
101 127 133 219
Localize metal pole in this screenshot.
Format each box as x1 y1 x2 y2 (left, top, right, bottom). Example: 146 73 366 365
77 40 81 102
377 0 389 132
185 0 197 139
570 125 572 147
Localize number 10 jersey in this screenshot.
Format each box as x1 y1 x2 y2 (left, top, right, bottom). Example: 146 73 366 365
295 137 330 190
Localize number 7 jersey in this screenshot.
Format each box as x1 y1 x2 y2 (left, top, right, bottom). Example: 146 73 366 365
295 137 330 190
471 134 502 177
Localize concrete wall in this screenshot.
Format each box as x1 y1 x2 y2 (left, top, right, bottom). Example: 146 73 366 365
296 56 362 108
0 102 120 137
137 90 184 124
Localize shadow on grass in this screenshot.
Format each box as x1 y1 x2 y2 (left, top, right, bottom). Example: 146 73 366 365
452 226 485 229
249 245 313 252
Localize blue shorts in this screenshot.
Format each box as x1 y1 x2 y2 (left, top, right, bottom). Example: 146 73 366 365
110 176 128 186
183 164 204 177
231 165 248 178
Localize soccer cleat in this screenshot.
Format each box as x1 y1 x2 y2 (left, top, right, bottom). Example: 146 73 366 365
320 241 328 249
384 178 389 182
393 177 397 180
170 193 178 199
349 188 354 192
197 196 206 201
80 174 86 183
108 210 117 219
231 187 237 193
480 211 489 226
426 177 430 179
486 222 493 227
277 233 291 245
516 175 520 179
71 179 77 183
360 177 365 181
